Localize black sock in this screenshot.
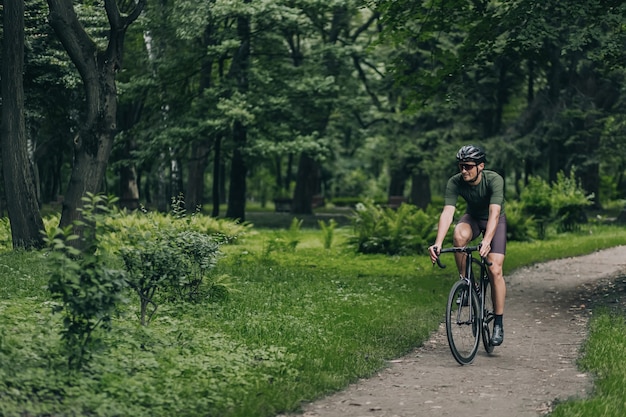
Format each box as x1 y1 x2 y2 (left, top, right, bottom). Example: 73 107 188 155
495 315 503 327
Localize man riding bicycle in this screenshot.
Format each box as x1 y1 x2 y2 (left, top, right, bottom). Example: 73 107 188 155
428 145 507 346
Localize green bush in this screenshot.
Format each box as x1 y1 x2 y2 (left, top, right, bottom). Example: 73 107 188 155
505 200 537 242
519 171 593 238
519 176 553 219
318 218 337 249
551 171 594 232
105 206 249 252
348 200 437 255
262 217 303 258
120 230 223 325
43 193 127 370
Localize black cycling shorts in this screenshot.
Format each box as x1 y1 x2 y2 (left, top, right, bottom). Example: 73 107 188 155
458 213 507 255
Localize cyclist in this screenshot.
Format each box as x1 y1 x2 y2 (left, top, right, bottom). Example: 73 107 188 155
428 145 507 346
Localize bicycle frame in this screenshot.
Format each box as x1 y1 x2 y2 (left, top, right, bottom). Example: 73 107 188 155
437 246 484 320
436 245 494 364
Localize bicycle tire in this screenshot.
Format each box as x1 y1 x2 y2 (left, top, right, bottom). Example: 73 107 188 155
445 280 480 365
481 274 495 354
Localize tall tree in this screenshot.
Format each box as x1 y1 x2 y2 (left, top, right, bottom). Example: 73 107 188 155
1 0 46 249
46 0 145 230
224 0 252 221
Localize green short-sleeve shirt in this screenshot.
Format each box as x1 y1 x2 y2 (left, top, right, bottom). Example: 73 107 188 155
444 170 505 221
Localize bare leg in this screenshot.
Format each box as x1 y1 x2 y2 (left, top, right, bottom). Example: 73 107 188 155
486 253 506 315
452 223 473 277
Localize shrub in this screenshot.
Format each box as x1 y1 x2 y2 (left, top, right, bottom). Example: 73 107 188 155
551 171 594 232
318 218 337 249
348 200 437 255
120 230 223 325
505 200 537 242
43 193 126 370
262 217 303 258
519 171 593 238
104 206 249 253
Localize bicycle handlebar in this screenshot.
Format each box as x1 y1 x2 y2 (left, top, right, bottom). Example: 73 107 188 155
432 245 492 268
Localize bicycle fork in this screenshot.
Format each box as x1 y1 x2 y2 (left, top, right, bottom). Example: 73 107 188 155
456 276 476 326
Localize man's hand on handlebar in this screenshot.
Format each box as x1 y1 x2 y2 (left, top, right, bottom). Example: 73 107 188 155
479 241 491 258
428 245 440 264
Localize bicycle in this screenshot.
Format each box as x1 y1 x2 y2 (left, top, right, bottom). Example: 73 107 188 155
434 245 495 365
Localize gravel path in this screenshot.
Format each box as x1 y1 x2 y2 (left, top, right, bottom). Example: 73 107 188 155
281 246 626 417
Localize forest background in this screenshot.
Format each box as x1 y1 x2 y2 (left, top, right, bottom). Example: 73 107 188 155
1 0 626 249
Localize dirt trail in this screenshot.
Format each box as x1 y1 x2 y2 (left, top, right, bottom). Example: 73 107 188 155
281 246 626 417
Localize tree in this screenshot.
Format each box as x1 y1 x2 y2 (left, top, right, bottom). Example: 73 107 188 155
46 0 145 231
372 0 626 206
225 0 252 221
1 0 46 249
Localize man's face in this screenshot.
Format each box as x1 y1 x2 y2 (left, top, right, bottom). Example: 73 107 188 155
458 162 483 182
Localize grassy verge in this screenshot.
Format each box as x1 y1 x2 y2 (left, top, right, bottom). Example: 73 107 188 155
549 311 626 417
0 225 625 416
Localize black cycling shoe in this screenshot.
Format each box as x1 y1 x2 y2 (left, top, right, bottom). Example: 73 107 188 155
491 324 504 346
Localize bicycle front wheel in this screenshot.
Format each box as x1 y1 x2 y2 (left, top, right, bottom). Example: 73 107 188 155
445 280 480 365
481 275 495 354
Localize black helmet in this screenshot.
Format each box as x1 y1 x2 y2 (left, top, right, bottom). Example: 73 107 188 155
456 145 486 164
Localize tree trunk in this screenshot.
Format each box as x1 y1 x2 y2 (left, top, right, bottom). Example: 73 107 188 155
225 3 251 221
410 171 431 210
186 141 211 212
46 0 145 232
1 0 46 249
188 25 216 214
388 167 407 197
117 97 144 211
119 163 139 210
155 159 169 212
291 153 318 215
226 121 248 220
211 135 222 217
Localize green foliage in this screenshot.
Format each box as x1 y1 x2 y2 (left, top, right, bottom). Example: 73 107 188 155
119 236 179 326
519 176 553 219
551 171 594 232
504 200 537 242
348 200 437 255
43 193 127 370
519 171 594 238
1 224 626 416
262 217 303 258
166 230 223 301
106 207 248 249
318 218 337 249
550 311 626 417
120 229 223 325
0 218 12 251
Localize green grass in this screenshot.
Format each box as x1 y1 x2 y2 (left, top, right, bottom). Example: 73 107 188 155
0 222 625 416
549 312 626 417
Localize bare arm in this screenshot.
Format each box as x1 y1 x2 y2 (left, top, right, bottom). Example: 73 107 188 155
428 205 456 263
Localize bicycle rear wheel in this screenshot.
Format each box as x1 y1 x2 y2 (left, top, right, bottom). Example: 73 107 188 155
481 275 495 354
445 280 480 365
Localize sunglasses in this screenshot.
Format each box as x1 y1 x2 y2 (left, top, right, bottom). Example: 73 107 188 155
459 163 477 171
